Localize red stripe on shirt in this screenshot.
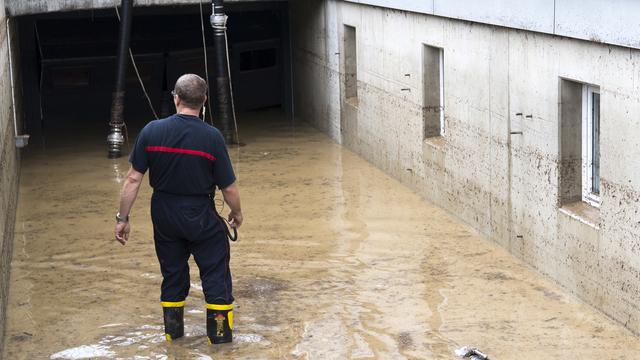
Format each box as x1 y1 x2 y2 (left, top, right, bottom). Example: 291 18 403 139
145 146 217 161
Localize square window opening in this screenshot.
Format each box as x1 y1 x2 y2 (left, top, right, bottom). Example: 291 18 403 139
422 44 444 139
343 25 358 102
558 78 601 210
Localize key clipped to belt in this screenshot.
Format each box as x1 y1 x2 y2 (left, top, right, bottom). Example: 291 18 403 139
209 194 238 242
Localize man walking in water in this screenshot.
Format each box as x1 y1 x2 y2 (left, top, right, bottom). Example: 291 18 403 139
113 74 242 344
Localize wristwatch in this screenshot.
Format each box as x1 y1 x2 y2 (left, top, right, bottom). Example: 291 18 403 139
115 212 129 223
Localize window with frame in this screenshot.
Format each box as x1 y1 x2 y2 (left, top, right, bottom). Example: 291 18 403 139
582 85 600 206
239 48 277 72
48 66 91 89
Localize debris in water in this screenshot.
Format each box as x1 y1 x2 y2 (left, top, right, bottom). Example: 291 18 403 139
455 346 490 360
50 345 115 359
99 323 127 328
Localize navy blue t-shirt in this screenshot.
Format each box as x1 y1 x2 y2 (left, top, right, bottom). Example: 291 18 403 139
129 114 236 195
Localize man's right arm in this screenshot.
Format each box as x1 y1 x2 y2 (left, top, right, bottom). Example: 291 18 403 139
221 182 242 228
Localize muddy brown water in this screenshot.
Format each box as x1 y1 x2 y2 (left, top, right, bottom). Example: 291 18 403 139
4 110 640 359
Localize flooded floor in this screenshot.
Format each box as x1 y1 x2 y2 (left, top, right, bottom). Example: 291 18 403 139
4 110 640 359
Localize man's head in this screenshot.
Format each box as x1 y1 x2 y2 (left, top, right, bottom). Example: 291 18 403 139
173 74 207 111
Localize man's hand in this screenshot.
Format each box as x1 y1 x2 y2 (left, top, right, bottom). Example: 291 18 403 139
221 182 242 229
115 221 131 245
228 211 243 229
115 167 144 246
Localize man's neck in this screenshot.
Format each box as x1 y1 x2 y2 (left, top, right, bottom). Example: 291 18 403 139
177 108 201 117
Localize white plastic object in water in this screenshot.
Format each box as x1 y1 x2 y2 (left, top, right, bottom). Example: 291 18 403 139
455 346 490 360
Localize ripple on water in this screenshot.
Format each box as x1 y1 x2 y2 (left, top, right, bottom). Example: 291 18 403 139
235 333 270 345
50 345 115 359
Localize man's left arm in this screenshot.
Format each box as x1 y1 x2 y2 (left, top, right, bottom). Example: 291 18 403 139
115 167 145 245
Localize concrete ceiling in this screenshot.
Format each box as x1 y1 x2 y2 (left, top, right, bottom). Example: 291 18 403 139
6 0 286 16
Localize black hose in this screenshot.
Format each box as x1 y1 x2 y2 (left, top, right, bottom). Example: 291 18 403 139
113 0 133 106
210 0 237 144
109 0 133 158
212 0 224 12
209 194 238 242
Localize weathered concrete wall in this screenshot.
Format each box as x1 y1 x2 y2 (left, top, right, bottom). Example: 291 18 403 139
0 0 22 356
6 0 284 16
292 0 640 333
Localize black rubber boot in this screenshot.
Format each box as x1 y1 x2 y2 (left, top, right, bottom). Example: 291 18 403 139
206 304 233 344
163 306 184 341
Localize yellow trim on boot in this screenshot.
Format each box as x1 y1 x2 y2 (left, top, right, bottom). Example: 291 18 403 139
206 303 233 311
161 301 186 308
228 310 233 330
166 334 172 342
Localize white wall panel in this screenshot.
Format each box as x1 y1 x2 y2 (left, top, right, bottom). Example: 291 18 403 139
555 0 640 49
433 0 555 33
342 0 640 50
344 0 433 13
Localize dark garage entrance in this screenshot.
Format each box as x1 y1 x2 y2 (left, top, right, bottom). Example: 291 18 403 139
15 1 292 138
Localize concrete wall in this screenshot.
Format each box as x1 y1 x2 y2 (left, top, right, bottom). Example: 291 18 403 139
6 0 284 16
344 0 640 51
0 0 22 355
292 0 640 333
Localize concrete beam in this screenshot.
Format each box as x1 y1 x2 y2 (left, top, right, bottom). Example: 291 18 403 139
5 0 284 17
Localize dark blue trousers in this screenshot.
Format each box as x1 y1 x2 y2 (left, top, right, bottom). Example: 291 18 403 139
151 191 233 305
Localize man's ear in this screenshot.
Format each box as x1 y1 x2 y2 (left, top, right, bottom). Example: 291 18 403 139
174 96 180 108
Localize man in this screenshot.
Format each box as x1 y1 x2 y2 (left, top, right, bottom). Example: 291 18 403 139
114 74 242 344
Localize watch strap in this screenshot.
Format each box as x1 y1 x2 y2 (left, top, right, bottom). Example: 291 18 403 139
116 212 129 223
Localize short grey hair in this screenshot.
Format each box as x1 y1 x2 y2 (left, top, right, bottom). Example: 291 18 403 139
173 74 207 109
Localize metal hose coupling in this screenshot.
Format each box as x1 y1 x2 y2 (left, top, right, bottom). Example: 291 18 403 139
210 13 227 30
107 123 125 158
107 128 124 158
